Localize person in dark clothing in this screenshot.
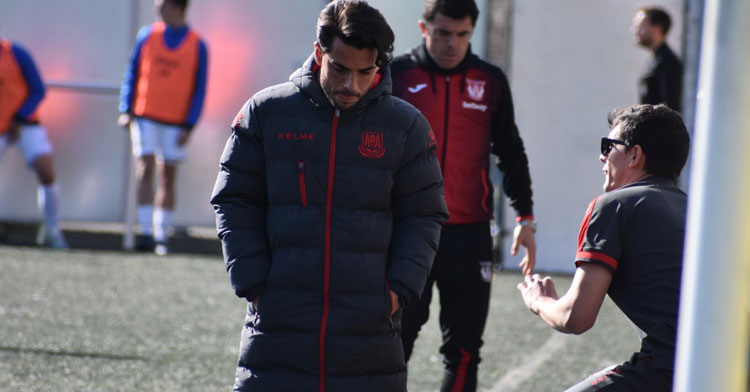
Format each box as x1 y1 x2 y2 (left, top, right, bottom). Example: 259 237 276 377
518 104 690 392
390 1 536 390
632 6 683 112
210 1 449 391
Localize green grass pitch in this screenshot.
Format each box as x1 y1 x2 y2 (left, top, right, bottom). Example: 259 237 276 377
0 246 638 391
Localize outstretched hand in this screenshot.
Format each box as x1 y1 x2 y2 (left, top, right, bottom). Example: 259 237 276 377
517 274 558 314
511 225 537 275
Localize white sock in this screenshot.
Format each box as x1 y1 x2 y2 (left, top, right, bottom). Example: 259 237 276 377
153 208 173 242
137 205 154 236
38 183 61 236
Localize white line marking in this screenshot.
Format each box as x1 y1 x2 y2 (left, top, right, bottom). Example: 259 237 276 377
488 333 571 392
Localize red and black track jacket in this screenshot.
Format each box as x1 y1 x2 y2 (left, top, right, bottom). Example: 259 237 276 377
391 43 533 224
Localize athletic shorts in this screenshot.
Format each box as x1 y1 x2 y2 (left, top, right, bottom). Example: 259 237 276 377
0 124 54 165
130 117 186 163
564 353 672 392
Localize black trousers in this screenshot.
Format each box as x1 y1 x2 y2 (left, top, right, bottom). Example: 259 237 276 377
401 222 493 392
565 353 673 392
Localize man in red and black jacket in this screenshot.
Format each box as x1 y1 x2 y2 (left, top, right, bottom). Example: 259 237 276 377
390 0 536 390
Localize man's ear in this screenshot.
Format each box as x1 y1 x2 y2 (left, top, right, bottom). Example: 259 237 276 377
313 42 322 66
418 20 428 38
629 145 646 169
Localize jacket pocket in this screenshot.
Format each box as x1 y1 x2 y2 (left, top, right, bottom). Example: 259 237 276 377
297 160 307 207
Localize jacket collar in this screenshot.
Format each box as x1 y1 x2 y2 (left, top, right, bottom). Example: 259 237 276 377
289 52 392 116
411 40 474 75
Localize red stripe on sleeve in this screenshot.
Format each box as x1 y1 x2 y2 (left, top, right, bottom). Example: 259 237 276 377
576 251 618 270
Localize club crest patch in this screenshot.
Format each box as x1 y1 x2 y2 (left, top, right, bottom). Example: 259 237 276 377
466 78 486 101
358 131 386 159
479 261 494 283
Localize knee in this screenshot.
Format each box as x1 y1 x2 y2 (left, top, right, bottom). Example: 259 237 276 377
135 157 155 179
31 155 55 185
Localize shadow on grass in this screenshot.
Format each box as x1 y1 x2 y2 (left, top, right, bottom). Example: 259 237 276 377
0 345 148 362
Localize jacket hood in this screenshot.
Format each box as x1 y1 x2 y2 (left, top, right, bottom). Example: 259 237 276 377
289 52 393 115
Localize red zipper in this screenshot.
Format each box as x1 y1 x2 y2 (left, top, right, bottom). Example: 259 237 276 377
298 160 307 207
319 109 340 392
385 279 393 319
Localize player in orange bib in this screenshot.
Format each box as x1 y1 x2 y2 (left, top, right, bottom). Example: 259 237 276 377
118 0 208 255
0 39 68 249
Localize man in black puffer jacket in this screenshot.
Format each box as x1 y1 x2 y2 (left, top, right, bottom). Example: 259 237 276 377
210 2 449 391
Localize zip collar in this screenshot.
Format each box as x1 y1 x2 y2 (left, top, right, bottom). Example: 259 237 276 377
289 52 392 117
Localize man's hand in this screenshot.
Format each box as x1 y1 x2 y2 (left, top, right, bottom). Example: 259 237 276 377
517 274 558 314
6 121 22 143
177 129 191 146
117 113 132 129
252 297 260 313
389 290 400 316
511 224 537 276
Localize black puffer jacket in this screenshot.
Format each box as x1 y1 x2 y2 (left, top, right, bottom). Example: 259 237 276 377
211 54 449 392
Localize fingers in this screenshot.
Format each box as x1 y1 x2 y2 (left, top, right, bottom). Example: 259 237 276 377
510 235 519 256
523 251 536 276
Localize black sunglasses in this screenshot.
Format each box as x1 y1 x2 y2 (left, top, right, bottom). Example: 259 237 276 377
601 137 629 156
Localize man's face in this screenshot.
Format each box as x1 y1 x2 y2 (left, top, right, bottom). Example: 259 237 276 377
154 0 180 24
631 11 654 48
600 125 632 192
419 13 474 70
314 37 379 110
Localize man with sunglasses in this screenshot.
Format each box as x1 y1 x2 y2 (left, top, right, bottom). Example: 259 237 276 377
518 104 689 391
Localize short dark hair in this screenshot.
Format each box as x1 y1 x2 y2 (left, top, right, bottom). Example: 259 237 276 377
608 104 690 181
317 1 395 67
167 0 188 10
640 6 672 35
423 0 480 26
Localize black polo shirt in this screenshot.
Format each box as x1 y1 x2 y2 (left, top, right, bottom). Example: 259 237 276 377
639 43 683 112
575 177 687 369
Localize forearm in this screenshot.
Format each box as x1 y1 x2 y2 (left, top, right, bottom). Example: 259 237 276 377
387 215 443 307
532 295 579 334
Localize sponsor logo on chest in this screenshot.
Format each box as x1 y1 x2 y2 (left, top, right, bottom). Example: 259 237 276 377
462 101 488 112
407 83 428 93
278 131 315 141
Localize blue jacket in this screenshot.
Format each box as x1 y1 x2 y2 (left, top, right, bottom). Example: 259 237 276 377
211 54 448 392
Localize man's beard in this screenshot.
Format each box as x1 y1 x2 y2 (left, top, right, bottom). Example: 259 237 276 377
321 79 360 109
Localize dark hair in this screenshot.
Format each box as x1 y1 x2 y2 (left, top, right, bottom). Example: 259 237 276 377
608 104 689 181
640 6 671 35
166 0 188 11
317 1 395 67
423 0 480 26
